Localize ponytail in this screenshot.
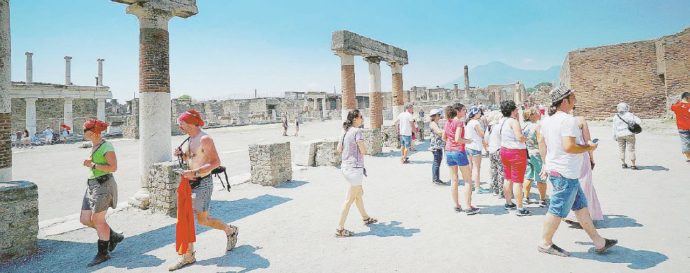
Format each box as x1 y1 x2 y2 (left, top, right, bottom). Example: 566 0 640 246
343 109 360 131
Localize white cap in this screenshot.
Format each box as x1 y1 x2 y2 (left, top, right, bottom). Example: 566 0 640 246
430 108 441 116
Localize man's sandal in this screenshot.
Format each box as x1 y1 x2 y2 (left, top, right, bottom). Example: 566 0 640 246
335 228 353 237
226 225 239 251
595 239 618 254
363 217 378 225
538 244 570 257
168 252 196 271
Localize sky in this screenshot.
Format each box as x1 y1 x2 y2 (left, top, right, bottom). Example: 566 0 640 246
8 0 690 101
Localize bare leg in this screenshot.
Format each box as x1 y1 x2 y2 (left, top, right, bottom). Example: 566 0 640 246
523 179 533 202
503 179 514 204
196 211 234 236
573 208 606 248
338 186 356 229
537 182 547 201
540 213 562 248
91 211 111 241
352 186 370 220
514 182 524 209
471 156 482 189
685 152 690 160
80 210 95 228
450 166 461 208
459 165 473 208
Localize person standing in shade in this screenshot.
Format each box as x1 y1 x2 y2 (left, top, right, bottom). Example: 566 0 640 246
443 104 479 215
336 109 377 237
465 107 490 193
169 109 239 271
612 102 641 169
522 107 547 207
79 119 124 267
538 86 616 257
671 92 690 162
498 100 530 216
428 108 446 185
395 104 415 164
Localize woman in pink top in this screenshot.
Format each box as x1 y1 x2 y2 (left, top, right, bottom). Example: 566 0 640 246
443 103 480 215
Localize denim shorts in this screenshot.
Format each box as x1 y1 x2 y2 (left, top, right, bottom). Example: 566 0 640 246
446 150 469 167
400 135 412 148
548 173 587 218
192 176 214 213
679 130 690 153
466 148 482 156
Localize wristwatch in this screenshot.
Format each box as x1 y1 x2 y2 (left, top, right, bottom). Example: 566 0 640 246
194 170 199 178
91 163 97 170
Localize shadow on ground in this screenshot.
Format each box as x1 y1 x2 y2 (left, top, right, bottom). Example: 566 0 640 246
3 194 290 273
597 214 644 229
274 180 308 189
635 165 669 171
353 221 420 238
196 245 269 273
571 241 668 270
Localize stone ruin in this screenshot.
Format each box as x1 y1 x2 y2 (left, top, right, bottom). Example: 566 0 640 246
0 181 38 260
249 142 292 186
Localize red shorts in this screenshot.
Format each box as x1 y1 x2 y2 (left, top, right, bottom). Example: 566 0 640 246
499 147 528 183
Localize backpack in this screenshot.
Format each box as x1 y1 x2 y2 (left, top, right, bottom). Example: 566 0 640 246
617 114 642 134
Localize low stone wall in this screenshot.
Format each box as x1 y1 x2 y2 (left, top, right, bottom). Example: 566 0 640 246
382 125 400 149
315 140 341 167
122 115 139 139
249 142 292 186
361 128 382 155
0 181 38 260
147 161 182 217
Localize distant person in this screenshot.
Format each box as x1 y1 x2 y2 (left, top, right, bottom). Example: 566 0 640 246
282 113 289 136
43 126 53 145
499 100 530 216
336 109 377 237
612 102 641 169
538 86 616 257
670 92 690 162
294 113 301 136
395 104 415 164
79 119 123 266
443 104 479 215
428 108 446 185
22 129 31 148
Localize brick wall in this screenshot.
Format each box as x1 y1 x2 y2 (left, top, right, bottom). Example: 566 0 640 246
140 28 170 93
0 113 10 169
341 64 356 109
662 28 690 100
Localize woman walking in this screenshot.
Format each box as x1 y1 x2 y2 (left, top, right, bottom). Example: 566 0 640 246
443 104 480 215
79 119 124 267
567 116 604 224
429 108 446 185
498 100 530 216
336 110 377 237
522 107 547 207
612 102 641 169
465 107 490 193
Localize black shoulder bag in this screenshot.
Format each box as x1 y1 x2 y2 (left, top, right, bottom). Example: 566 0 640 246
617 114 642 134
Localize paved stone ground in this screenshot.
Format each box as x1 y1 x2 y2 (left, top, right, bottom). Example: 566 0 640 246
2 119 689 272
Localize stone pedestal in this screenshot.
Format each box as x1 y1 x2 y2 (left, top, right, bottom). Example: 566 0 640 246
147 161 182 217
249 142 292 186
293 141 317 167
361 128 382 155
315 140 341 167
0 181 38 260
382 125 401 149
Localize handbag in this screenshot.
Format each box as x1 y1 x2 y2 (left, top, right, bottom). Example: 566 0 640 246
617 114 642 134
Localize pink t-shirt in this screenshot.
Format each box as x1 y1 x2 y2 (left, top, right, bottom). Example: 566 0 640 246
444 119 465 151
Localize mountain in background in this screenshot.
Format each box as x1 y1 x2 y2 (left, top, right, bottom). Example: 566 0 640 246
444 61 561 88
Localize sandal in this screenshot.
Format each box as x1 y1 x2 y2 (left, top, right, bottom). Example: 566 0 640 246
621 163 628 169
363 217 378 225
595 238 618 254
454 206 463 212
335 228 353 237
226 225 239 251
538 244 570 257
168 252 196 271
631 165 638 170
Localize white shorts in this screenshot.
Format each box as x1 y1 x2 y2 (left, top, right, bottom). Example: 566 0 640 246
341 167 364 186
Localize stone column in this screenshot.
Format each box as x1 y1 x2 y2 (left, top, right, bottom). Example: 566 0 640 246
97 99 106 121
64 56 72 85
365 56 382 129
63 98 73 130
114 0 198 209
25 52 32 84
24 97 37 136
464 65 470 99
0 0 12 181
337 52 356 120
389 62 404 118
321 96 327 118
97 58 104 86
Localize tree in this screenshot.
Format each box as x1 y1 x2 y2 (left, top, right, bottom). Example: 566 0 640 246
178 94 192 101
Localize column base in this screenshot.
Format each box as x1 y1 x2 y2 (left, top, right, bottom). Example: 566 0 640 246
129 188 151 210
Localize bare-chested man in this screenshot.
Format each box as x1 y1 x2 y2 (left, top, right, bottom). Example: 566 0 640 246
169 109 239 271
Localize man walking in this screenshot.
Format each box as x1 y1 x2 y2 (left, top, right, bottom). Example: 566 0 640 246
395 104 415 164
169 109 239 271
537 86 616 257
671 92 690 162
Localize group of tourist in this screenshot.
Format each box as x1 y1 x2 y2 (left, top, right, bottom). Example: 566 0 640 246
13 126 71 148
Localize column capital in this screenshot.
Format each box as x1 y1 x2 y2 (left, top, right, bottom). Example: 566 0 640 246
97 58 105 62
24 97 38 102
25 52 33 57
64 56 72 60
388 62 403 74
335 51 354 65
364 56 381 64
118 0 198 30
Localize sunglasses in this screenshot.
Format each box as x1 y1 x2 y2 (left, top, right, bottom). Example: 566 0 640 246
84 127 94 133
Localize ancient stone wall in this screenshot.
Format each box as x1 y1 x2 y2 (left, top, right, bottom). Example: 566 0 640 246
561 28 689 119
11 98 97 134
147 161 181 217
0 181 38 260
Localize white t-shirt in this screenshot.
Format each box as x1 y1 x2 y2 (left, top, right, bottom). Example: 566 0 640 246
487 125 501 153
499 118 526 149
540 111 583 179
397 111 413 136
464 119 484 151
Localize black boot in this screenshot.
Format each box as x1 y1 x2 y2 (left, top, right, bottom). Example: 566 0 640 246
109 229 124 252
87 240 111 267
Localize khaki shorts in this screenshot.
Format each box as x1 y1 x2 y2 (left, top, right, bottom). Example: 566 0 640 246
81 174 118 213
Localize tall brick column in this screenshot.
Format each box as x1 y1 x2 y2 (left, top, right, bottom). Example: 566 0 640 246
0 0 11 181
114 0 198 209
389 62 404 118
337 52 356 120
366 56 383 129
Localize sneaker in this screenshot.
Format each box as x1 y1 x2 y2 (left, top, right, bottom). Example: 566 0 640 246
517 208 531 216
539 200 548 208
465 207 480 215
504 203 517 210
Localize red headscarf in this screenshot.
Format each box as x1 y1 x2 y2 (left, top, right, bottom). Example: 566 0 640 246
178 109 204 127
83 119 108 134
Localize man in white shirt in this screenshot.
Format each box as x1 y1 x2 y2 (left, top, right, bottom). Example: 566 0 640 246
395 104 415 164
537 86 617 257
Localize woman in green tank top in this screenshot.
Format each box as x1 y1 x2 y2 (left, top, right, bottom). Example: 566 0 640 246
79 119 124 267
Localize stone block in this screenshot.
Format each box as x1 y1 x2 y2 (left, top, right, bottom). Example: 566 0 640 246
361 128 382 155
146 161 182 217
292 141 317 166
315 140 341 167
0 181 38 261
249 142 292 186
382 125 401 149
